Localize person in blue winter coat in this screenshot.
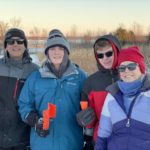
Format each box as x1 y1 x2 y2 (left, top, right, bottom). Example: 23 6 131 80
95 46 150 150
18 29 87 150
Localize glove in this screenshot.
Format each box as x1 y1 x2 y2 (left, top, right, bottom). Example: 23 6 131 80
26 111 39 127
35 118 49 137
83 135 94 150
76 107 96 127
26 111 49 137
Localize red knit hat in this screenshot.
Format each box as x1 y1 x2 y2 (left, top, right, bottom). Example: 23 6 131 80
117 46 145 74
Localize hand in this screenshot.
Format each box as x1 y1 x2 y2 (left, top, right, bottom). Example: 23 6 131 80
35 118 49 137
76 107 96 127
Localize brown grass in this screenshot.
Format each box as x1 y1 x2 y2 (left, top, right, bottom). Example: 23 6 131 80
37 48 97 75
37 44 150 75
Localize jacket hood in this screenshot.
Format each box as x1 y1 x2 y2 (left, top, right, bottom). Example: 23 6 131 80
93 34 121 71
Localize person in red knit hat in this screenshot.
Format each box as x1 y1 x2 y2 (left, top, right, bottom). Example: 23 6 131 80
95 46 150 150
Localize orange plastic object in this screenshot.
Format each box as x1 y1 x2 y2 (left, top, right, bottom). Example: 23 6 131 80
43 103 56 130
80 101 88 110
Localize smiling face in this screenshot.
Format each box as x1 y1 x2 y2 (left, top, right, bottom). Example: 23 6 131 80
97 46 114 69
118 61 142 82
47 46 64 70
5 37 25 60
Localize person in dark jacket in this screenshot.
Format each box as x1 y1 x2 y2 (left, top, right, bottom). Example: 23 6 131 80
18 29 87 150
0 28 39 150
76 34 121 149
95 46 150 150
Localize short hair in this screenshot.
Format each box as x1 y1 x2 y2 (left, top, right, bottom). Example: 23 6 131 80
94 39 111 51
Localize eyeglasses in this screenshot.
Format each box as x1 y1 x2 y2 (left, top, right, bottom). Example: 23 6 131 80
6 39 24 45
97 51 113 59
117 63 138 72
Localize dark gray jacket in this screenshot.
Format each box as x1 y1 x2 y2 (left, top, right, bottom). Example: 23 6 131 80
0 51 39 147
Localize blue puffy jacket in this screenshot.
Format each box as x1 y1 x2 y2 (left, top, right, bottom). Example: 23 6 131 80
18 62 87 150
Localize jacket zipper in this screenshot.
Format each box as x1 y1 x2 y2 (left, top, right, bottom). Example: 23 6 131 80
13 78 19 100
125 93 140 127
124 93 140 150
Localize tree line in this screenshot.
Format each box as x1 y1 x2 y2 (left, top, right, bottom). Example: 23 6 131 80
0 17 150 45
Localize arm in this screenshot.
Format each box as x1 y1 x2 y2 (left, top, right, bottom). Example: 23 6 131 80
18 71 49 137
77 78 96 127
18 71 37 124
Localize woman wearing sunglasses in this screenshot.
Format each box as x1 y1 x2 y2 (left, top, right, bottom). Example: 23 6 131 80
95 46 150 150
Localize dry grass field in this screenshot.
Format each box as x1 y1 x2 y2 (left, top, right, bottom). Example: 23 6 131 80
37 48 97 75
37 44 150 75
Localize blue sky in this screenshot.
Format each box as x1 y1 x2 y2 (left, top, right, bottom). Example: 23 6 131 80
0 0 150 35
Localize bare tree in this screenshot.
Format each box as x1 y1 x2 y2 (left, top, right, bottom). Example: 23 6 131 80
9 17 22 28
132 22 143 36
0 21 9 53
69 24 78 37
95 28 107 37
41 28 48 38
0 21 9 40
29 27 41 50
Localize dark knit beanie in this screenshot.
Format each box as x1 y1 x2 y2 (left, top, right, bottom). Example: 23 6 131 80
4 28 27 48
117 46 145 74
45 29 70 55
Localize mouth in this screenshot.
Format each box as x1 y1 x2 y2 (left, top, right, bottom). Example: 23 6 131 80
12 48 21 51
53 56 62 59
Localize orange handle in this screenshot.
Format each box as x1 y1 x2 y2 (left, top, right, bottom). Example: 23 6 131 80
43 110 50 130
80 101 88 110
42 103 56 130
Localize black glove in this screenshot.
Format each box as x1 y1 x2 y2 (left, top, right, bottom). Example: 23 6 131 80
26 111 39 127
26 111 49 137
76 107 96 127
83 135 94 150
35 118 49 137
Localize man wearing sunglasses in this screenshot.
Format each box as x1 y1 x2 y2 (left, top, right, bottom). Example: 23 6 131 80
0 28 39 150
76 34 121 150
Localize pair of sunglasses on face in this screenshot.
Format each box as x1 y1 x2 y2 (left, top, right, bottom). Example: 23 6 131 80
97 51 113 59
118 63 138 72
6 39 24 45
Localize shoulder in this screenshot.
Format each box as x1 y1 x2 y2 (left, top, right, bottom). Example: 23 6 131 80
72 63 87 79
106 82 119 96
26 62 39 70
26 70 41 82
83 71 101 86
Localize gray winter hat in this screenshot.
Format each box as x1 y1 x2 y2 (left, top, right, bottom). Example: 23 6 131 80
45 29 70 55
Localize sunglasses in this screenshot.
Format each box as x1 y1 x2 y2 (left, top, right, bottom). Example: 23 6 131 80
117 63 138 72
6 39 24 45
97 51 113 59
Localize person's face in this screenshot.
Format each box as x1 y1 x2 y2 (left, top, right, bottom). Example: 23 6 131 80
5 37 25 60
97 45 114 69
47 46 64 69
118 61 142 82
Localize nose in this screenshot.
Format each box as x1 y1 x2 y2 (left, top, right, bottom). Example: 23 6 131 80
124 67 130 72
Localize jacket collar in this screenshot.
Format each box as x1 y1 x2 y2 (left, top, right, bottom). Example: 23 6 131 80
39 61 78 79
4 50 32 64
